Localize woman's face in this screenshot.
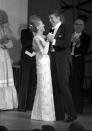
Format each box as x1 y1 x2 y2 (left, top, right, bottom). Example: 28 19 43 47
37 21 45 33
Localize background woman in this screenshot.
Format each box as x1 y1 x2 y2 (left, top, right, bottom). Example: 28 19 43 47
0 10 18 110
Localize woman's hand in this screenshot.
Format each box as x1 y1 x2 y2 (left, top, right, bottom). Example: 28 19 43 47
4 40 13 49
47 33 54 43
0 44 6 49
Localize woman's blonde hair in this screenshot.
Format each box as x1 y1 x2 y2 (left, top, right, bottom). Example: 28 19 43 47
29 15 41 32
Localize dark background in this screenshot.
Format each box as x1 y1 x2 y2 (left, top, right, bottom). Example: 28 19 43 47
28 0 92 89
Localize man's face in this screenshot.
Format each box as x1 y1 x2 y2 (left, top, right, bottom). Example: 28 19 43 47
49 14 60 27
74 19 85 33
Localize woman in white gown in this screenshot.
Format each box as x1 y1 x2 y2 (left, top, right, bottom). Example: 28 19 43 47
29 15 55 121
0 10 18 110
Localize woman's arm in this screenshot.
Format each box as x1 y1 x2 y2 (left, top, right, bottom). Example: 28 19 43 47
33 38 43 53
33 36 49 55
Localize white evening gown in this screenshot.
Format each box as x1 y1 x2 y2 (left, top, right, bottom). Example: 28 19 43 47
0 47 18 110
0 29 18 110
31 35 55 121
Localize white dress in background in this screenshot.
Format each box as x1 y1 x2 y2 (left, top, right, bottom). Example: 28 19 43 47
31 35 55 121
0 28 18 110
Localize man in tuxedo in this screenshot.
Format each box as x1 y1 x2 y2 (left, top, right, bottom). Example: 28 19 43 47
18 25 36 111
47 9 76 121
70 15 91 114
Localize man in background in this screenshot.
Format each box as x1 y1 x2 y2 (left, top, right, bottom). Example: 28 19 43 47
18 23 36 111
70 15 91 114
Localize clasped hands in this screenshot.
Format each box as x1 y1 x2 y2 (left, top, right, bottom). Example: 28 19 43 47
47 33 54 43
47 33 55 52
0 37 12 49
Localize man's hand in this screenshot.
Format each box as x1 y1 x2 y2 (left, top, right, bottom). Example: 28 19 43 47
47 33 54 43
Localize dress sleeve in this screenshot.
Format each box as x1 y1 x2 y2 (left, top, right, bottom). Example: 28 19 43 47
33 37 49 54
33 37 43 53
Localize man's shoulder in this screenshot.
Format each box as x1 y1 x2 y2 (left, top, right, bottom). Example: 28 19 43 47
21 28 33 36
59 24 68 30
82 32 91 39
58 24 68 35
21 28 29 33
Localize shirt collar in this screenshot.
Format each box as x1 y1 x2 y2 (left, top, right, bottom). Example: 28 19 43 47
52 22 62 30
74 32 82 36
54 22 61 30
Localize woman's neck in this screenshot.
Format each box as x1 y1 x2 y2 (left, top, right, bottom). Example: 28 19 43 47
37 30 43 36
33 30 46 39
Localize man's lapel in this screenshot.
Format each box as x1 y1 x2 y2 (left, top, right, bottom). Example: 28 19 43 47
54 24 63 39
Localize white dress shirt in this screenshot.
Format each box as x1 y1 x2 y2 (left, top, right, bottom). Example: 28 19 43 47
52 22 62 45
71 32 81 56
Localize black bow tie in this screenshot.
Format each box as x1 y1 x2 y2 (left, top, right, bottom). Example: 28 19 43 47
50 28 54 34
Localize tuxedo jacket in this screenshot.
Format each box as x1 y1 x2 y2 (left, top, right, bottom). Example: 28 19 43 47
52 24 72 65
50 24 76 117
71 31 91 58
21 28 33 60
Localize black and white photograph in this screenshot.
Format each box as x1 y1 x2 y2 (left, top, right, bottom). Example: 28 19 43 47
0 0 92 131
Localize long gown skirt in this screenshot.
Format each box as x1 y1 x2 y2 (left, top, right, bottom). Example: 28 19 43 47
0 48 18 110
31 53 55 121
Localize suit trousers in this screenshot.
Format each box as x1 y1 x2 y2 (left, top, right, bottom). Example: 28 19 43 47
51 53 76 120
18 56 36 111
